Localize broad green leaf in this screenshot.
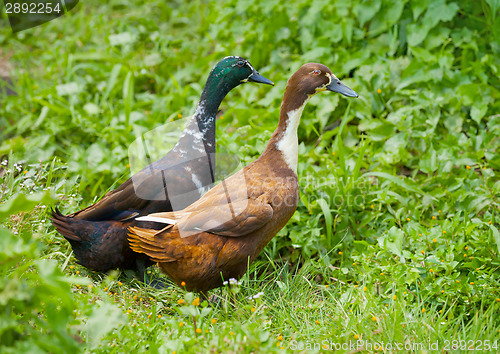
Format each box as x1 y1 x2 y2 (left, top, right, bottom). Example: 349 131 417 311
0 192 55 220
363 172 432 198
85 303 126 348
489 224 500 255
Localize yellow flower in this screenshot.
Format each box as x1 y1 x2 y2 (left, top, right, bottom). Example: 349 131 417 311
439 310 442 314
192 297 200 306
354 334 359 339
230 331 234 335
88 284 93 289
178 113 182 118
354 285 358 288
432 216 436 220
211 319 217 324
220 116 224 120
181 281 186 286
352 262 356 266
363 286 367 292
338 251 342 255
179 322 184 327
377 89 382 94
470 282 474 285
158 314 162 319
465 246 468 250
430 269 434 273
127 310 131 314
418 233 422 236
441 290 444 293
251 307 256 312
371 316 377 321
464 254 467 257
393 295 396 300
76 271 80 275
70 265 74 269
422 308 425 313
133 295 138 300
421 250 425 255
407 217 411 221
456 280 460 283
178 299 185 305
196 328 202 334
466 165 471 169
380 273 384 276
496 298 500 302
443 231 446 234
277 335 283 340
432 238 437 243
118 281 122 286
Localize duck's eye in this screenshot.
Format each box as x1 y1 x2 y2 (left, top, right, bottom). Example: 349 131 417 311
236 60 245 67
312 69 321 76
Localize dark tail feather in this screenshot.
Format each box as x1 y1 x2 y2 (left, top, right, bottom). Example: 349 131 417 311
50 207 81 242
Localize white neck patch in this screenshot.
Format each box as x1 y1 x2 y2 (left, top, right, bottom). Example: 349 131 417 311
276 99 310 173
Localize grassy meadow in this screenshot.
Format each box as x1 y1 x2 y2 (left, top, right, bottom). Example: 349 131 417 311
1 0 500 352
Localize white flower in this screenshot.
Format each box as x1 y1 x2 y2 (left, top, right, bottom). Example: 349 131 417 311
223 278 242 286
1 160 7 166
247 292 264 300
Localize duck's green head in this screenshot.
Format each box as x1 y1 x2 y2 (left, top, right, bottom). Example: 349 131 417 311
208 56 274 89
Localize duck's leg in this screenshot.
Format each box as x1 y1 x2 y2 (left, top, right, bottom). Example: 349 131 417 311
136 257 168 289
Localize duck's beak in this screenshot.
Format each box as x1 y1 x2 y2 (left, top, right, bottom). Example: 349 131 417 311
327 79 358 98
248 69 274 86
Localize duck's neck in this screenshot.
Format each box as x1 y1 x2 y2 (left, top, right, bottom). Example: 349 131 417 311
264 86 310 173
179 72 237 155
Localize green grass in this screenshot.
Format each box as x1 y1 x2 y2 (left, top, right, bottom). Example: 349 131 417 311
1 0 500 352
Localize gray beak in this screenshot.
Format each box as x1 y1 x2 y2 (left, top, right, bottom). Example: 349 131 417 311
247 69 274 86
326 79 358 98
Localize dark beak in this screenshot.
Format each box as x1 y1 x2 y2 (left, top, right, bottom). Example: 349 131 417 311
326 79 358 98
247 69 274 86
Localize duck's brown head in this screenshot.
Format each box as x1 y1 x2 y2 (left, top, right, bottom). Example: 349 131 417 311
288 63 358 98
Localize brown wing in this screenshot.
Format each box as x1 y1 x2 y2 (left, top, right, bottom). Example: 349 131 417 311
128 226 185 262
140 170 274 237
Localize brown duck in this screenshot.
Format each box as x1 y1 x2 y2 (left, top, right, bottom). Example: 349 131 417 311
128 63 358 293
